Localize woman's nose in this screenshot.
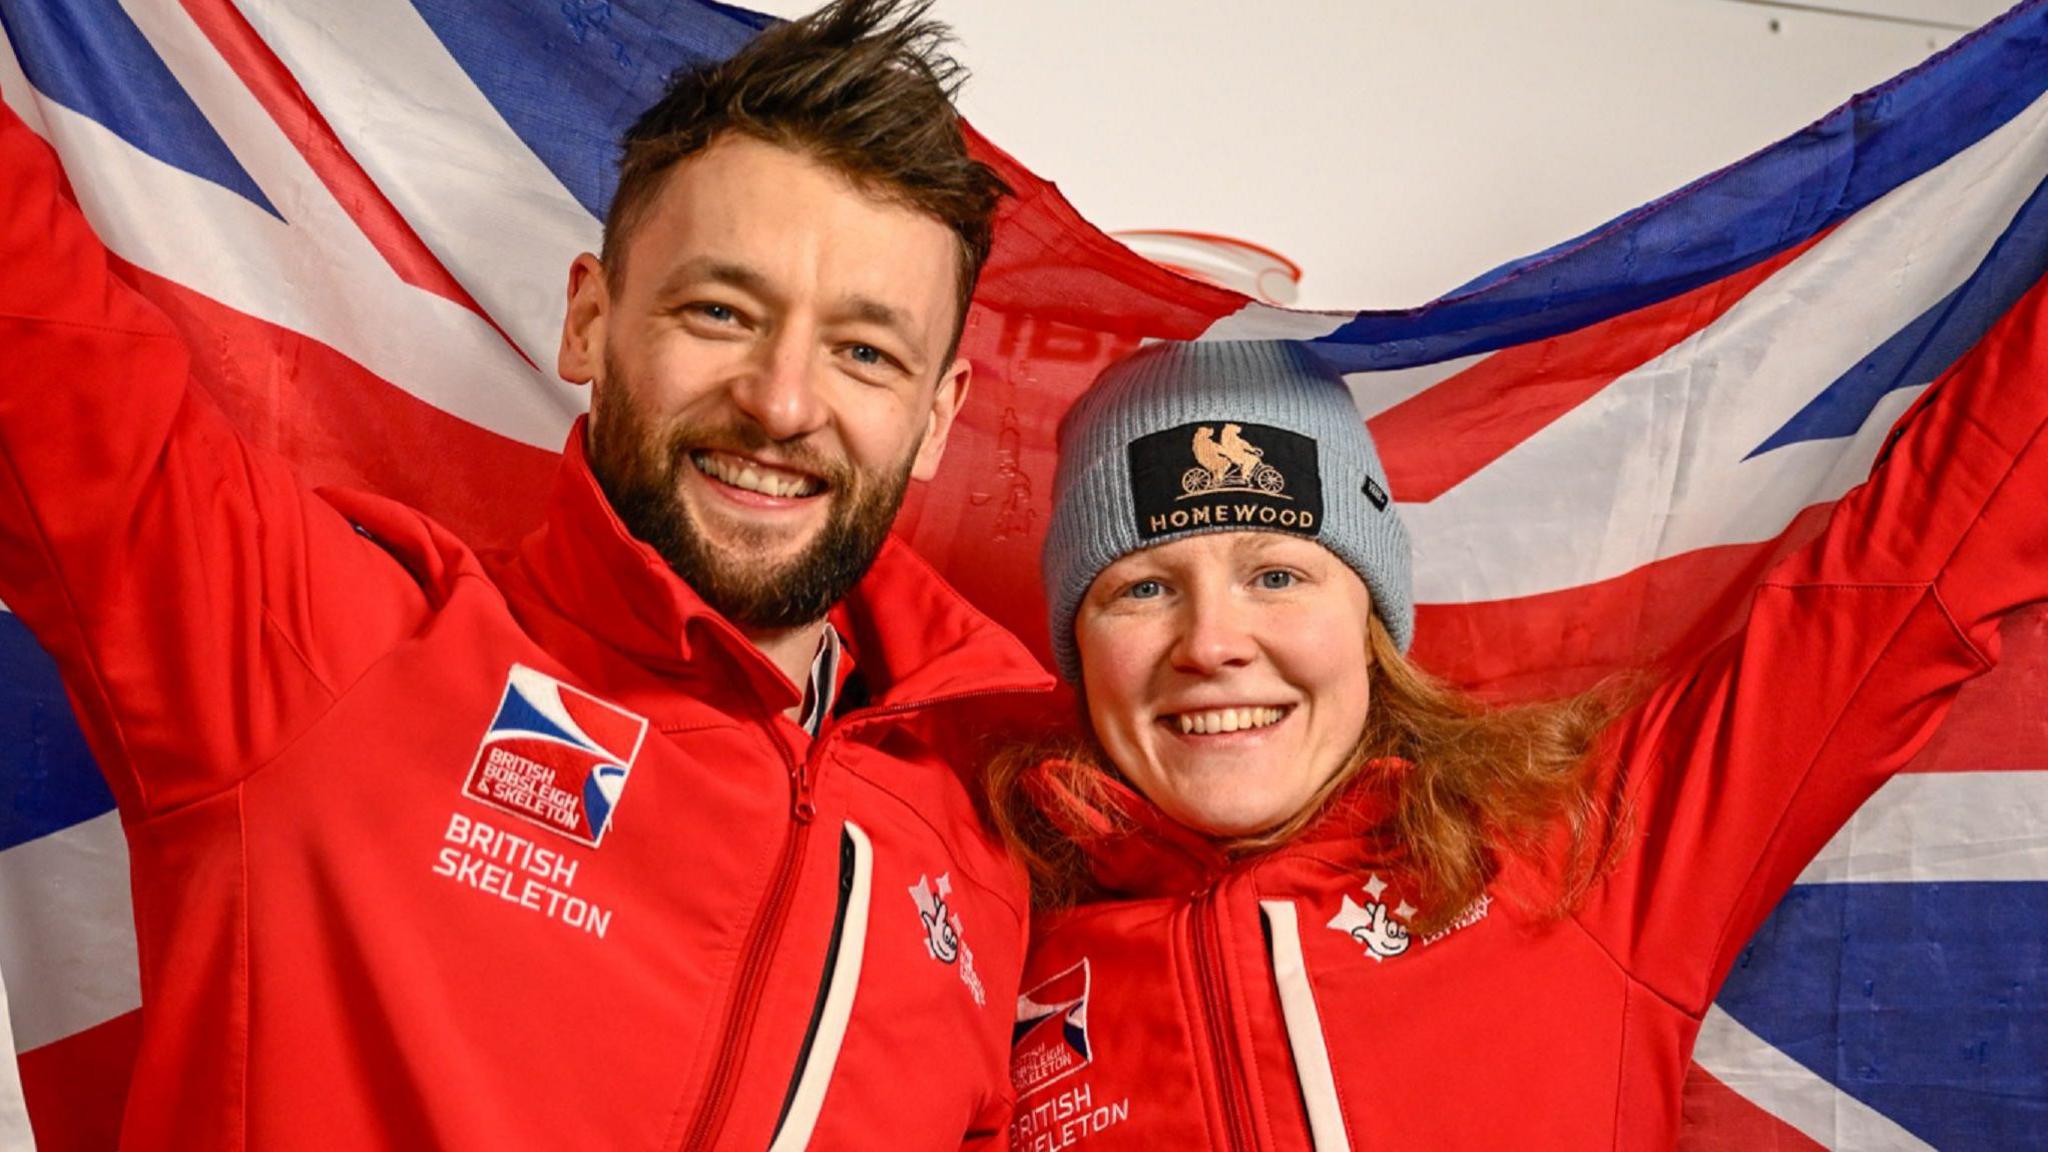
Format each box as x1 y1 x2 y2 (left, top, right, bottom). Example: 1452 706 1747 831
1169 591 1259 675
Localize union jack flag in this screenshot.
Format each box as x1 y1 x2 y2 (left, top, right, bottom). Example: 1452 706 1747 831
0 1 2043 1148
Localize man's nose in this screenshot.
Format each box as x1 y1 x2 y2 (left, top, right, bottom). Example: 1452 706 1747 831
730 329 828 441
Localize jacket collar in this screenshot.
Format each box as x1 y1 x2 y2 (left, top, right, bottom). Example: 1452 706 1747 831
1036 756 1411 898
512 418 1054 715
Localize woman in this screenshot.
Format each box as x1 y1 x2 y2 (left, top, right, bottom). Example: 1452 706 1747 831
993 339 2046 1150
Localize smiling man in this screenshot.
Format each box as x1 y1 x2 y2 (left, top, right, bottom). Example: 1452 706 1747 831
0 1 1053 1148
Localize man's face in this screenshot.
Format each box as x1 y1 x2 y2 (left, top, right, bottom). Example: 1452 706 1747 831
558 134 972 630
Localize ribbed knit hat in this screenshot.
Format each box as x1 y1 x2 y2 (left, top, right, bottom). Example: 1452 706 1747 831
1043 339 1412 683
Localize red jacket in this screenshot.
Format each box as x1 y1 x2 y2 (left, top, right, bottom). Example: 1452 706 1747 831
0 103 1052 1150
1008 288 2048 1145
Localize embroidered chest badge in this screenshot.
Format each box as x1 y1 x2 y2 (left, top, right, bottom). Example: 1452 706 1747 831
1327 873 1415 961
1012 959 1093 1098
909 873 987 1005
463 665 648 847
1327 873 1492 962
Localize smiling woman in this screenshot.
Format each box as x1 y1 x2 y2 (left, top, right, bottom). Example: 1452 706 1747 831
989 333 2048 1150
990 339 1618 922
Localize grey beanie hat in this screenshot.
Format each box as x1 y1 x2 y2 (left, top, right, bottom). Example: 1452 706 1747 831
1043 339 1412 683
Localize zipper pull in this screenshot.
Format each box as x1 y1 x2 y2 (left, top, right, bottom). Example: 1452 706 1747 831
792 766 817 824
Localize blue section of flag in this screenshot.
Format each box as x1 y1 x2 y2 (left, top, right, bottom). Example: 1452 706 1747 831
1719 879 2048 1150
488 680 584 749
0 612 115 852
1752 173 2048 457
408 0 769 221
0 0 278 217
1308 1 2048 373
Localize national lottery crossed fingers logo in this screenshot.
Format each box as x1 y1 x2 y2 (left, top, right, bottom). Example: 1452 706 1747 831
464 665 649 847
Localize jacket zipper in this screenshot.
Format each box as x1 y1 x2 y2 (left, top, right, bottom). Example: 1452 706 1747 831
679 682 1044 1150
774 826 859 1136
1190 889 1258 1151
770 823 874 1152
680 726 816 1152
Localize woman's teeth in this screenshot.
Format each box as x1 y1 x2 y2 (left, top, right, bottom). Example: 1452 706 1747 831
1174 707 1286 736
692 452 821 498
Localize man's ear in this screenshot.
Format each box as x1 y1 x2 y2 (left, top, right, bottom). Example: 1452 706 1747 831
557 252 609 387
910 356 973 482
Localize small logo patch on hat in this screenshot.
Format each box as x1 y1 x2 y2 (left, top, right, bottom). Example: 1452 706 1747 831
1129 422 1323 541
1363 476 1390 511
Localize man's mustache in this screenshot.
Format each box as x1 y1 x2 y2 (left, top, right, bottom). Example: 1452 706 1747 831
662 423 853 492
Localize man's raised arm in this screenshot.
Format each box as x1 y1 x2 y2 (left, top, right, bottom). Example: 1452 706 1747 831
0 99 426 819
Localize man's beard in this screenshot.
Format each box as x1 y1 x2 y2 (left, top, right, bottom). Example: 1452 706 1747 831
587 363 918 632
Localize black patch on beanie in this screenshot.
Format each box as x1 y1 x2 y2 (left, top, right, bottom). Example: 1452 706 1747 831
1129 422 1323 542
1363 476 1390 511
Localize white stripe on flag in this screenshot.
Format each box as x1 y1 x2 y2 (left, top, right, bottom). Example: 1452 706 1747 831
1344 353 1491 420
0 601 41 1149
0 967 37 1151
1199 301 1352 342
230 0 602 372
1409 85 2048 605
1797 770 2048 884
4 7 579 453
1693 1005 1934 1151
0 812 140 1053
0 16 47 141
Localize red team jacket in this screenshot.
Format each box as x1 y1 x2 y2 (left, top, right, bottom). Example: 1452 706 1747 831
1008 284 2048 1143
0 104 1054 1148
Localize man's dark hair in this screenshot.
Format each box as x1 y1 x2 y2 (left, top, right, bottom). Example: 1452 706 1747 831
602 0 1009 348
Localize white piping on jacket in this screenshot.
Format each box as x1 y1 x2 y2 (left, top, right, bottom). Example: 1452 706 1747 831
769 822 875 1151
1261 899 1352 1151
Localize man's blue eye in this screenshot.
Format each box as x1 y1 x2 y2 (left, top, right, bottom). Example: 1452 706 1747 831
698 303 735 322
850 344 883 366
1257 570 1295 590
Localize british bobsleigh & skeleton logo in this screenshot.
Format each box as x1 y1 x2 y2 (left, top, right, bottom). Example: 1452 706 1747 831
1012 958 1094 1099
462 665 648 847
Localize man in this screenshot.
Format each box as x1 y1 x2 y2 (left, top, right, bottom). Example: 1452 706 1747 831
0 0 1049 1147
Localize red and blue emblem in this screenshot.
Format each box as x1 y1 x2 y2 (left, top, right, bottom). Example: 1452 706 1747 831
462 665 648 847
1012 959 1093 1098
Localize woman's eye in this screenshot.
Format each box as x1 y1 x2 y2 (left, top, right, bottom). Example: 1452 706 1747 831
1126 579 1164 600
1256 569 1296 590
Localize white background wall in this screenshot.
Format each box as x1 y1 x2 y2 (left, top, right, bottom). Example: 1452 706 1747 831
755 0 2012 308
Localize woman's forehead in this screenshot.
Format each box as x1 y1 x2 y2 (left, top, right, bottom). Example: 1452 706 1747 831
1113 530 1335 566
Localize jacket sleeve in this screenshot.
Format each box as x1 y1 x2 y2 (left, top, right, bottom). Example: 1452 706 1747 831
1571 282 2048 1016
0 100 429 818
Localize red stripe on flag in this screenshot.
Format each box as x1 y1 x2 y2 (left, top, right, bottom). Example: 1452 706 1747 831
1677 1062 1825 1151
1372 233 1830 504
111 258 560 548
1413 502 1839 701
18 1010 141 1152
964 123 1246 337
893 127 1246 664
174 0 536 368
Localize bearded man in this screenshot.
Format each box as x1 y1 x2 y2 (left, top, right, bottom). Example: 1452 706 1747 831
0 1 1049 1147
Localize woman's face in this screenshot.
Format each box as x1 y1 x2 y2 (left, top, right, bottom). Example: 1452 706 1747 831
1075 531 1374 838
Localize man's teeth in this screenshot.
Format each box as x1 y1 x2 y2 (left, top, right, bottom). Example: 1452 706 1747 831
693 453 821 498
1174 707 1286 736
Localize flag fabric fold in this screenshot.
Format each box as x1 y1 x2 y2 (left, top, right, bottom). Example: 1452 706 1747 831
0 0 2043 1147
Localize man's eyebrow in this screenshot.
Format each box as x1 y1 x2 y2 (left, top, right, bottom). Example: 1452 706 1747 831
655 258 774 301
837 295 923 352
